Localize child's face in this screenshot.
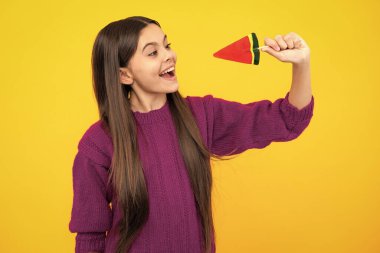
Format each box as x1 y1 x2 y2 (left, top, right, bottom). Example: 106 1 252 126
120 24 178 98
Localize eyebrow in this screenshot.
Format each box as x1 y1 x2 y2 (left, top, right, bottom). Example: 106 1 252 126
142 34 167 53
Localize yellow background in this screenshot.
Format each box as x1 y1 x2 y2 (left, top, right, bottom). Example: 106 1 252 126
1 0 379 252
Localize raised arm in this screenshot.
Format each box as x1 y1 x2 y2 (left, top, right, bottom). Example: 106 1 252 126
205 91 314 156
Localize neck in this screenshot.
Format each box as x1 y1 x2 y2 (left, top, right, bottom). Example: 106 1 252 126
129 90 168 113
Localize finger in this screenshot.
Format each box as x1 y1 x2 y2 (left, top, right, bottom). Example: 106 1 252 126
261 46 285 61
283 33 295 49
274 35 288 50
264 37 280 51
294 39 303 49
285 32 306 49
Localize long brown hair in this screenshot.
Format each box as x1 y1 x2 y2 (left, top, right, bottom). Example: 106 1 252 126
91 16 233 253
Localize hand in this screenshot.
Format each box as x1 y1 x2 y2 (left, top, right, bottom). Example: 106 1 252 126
261 32 310 65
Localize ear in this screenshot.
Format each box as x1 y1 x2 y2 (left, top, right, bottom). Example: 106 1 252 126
119 67 134 85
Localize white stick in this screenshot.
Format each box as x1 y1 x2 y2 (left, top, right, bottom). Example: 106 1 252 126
254 45 270 50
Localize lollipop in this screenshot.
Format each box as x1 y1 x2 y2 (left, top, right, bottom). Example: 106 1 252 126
213 33 268 65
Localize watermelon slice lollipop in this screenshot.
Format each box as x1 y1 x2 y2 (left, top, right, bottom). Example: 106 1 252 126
213 33 263 65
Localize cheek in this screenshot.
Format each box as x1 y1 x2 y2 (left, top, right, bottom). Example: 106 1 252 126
136 64 159 79
142 61 160 75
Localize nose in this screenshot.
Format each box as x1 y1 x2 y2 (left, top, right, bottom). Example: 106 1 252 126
164 48 175 62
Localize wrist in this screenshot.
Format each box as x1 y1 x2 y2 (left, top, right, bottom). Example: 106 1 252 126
292 57 310 68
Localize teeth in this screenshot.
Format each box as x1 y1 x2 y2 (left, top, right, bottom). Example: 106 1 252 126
160 66 175 76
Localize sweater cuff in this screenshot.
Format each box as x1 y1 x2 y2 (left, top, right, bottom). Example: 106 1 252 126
281 92 314 129
75 232 106 253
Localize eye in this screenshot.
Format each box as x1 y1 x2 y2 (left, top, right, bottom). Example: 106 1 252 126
148 44 172 57
148 50 157 56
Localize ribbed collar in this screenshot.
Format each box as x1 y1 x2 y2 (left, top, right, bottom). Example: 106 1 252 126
132 100 171 124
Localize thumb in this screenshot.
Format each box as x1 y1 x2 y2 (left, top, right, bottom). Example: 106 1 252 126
261 46 282 59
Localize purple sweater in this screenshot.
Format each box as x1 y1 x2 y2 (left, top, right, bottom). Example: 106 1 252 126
69 92 314 253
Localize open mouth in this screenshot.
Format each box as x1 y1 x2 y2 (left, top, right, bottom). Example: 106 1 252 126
159 67 176 81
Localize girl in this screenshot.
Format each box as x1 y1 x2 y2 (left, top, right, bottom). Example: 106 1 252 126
69 16 314 253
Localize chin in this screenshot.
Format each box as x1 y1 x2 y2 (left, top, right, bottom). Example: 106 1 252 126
165 82 179 93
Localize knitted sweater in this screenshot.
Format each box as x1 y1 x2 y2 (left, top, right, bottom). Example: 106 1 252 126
69 92 314 253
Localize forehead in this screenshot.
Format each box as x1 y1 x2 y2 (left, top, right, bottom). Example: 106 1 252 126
138 24 166 46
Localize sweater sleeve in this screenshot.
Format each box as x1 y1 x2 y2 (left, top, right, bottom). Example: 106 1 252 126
206 91 314 156
69 146 113 253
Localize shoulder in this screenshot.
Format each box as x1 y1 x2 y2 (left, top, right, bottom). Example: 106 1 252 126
183 94 217 149
185 94 238 108
184 94 245 117
77 120 113 167
184 94 215 113
184 94 215 118
184 94 214 104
